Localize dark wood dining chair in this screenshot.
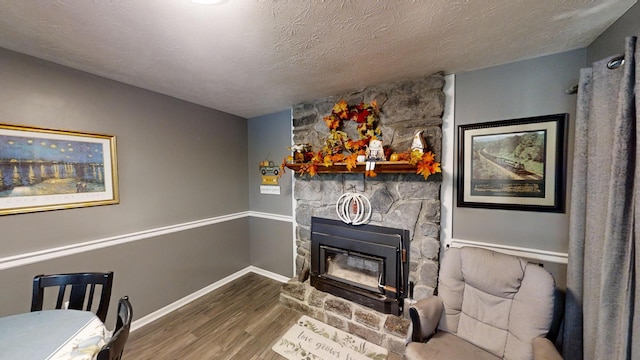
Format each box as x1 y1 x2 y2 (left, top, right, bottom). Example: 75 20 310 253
97 296 133 360
31 272 114 322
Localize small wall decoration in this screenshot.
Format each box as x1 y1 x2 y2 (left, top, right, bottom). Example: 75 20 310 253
457 114 568 212
259 160 279 185
0 123 118 215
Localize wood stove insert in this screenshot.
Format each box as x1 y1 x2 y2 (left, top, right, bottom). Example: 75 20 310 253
310 217 410 315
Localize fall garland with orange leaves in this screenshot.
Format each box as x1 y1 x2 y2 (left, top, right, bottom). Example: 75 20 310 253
280 99 441 179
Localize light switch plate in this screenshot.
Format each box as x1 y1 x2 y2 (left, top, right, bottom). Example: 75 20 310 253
260 185 280 195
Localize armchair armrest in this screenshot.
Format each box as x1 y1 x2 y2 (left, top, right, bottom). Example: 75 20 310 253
408 296 444 343
533 337 563 360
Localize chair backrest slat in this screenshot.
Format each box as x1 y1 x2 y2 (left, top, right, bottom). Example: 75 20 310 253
86 283 97 310
55 285 67 309
69 283 89 309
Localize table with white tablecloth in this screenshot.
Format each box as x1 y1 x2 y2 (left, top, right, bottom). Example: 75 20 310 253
0 309 108 360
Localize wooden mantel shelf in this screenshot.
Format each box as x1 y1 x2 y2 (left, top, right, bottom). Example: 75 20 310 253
284 161 418 174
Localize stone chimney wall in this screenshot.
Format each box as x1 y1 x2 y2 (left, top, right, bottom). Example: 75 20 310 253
281 72 445 356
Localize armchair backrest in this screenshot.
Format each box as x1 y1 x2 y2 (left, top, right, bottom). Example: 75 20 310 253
437 247 555 359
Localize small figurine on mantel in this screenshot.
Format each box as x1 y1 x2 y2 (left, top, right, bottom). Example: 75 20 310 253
366 138 386 161
290 143 312 163
411 130 427 155
365 137 386 176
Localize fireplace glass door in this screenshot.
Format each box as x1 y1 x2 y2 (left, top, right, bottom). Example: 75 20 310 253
321 245 384 294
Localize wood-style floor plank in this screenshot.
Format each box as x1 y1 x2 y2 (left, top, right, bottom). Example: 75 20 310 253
123 272 402 360
123 273 298 360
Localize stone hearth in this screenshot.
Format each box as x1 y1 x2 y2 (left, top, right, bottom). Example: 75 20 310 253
280 279 411 355
280 72 444 357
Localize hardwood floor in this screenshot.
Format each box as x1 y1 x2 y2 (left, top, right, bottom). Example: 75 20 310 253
124 272 403 360
124 272 299 360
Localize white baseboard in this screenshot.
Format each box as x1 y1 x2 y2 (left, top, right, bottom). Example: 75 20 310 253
248 266 291 283
130 266 290 332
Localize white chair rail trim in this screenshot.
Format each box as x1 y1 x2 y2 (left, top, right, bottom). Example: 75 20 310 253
449 238 568 264
0 211 293 271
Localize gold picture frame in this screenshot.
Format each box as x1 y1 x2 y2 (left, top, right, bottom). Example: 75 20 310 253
0 123 118 215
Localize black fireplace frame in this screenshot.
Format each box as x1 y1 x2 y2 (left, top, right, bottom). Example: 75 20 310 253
310 217 410 315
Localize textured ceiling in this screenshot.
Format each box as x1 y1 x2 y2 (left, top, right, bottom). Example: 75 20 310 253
0 0 635 118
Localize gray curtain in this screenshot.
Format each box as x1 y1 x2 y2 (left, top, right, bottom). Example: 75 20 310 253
564 36 638 360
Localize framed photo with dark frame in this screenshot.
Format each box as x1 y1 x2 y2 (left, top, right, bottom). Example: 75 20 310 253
0 123 119 215
457 113 568 212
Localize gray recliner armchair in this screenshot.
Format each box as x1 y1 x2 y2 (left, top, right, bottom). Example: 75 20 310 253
405 247 562 360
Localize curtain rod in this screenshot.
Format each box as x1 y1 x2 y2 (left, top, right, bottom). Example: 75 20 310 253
565 55 625 94
607 55 625 69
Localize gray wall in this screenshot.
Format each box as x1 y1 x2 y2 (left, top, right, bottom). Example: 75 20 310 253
249 217 292 276
247 110 294 277
453 49 586 256
0 220 249 326
0 48 250 320
587 2 640 63
247 110 292 215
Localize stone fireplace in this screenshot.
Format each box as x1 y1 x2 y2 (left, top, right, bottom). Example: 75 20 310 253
280 72 444 356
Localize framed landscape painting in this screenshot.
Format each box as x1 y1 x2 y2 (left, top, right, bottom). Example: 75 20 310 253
457 114 568 212
0 123 119 215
